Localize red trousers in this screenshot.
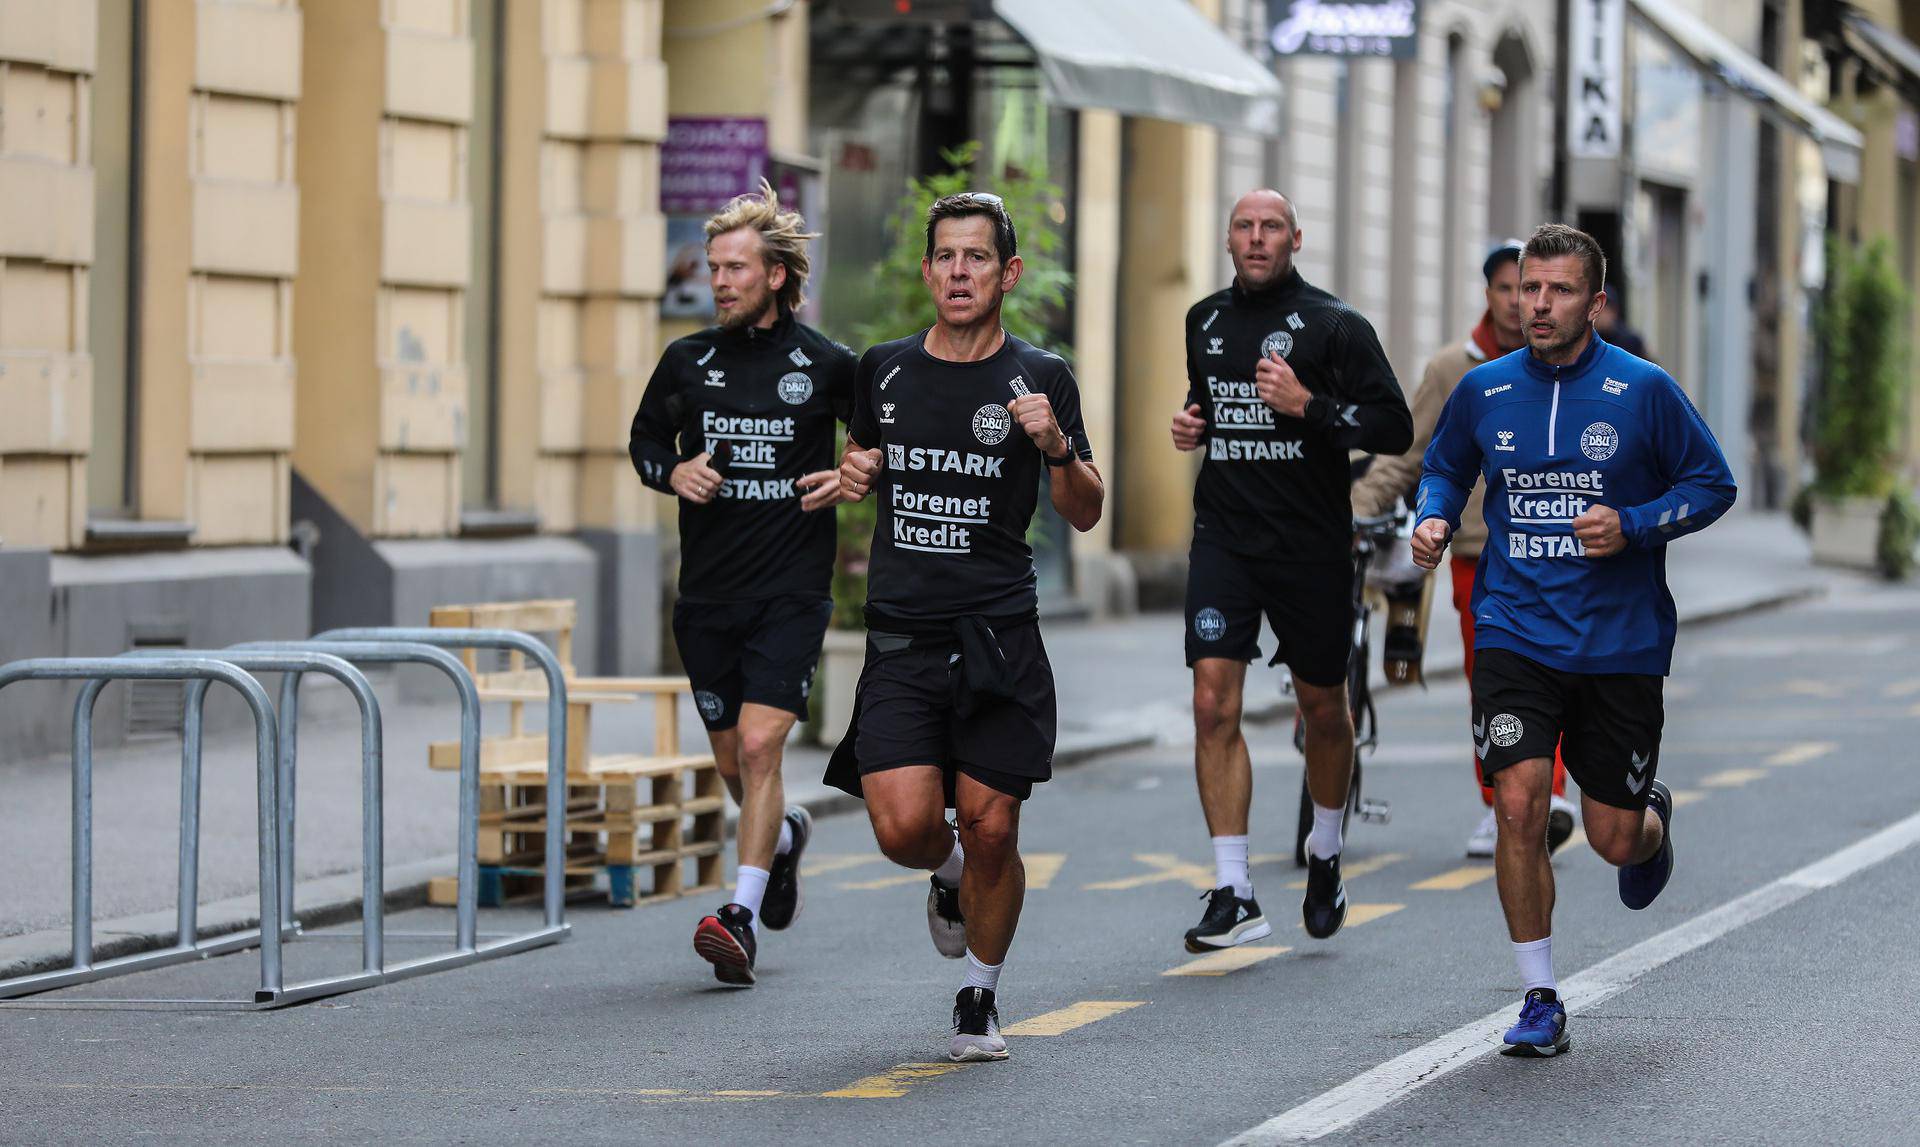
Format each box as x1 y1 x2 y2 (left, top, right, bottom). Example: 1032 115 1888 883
1452 555 1567 806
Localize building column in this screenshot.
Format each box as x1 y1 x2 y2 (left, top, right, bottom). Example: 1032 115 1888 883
294 0 473 538
0 2 96 548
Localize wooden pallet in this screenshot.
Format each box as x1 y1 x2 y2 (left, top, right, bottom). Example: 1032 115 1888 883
424 598 725 908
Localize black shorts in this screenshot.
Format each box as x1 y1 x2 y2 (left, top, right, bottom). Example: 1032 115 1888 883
849 623 1057 802
1471 647 1666 810
1184 540 1353 688
672 593 833 731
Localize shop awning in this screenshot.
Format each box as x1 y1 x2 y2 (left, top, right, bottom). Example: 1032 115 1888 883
1843 9 1920 101
1628 0 1863 184
992 0 1281 136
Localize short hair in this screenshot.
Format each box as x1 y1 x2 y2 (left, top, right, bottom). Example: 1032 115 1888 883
705 179 816 312
1521 223 1606 296
924 192 1018 264
1482 238 1524 283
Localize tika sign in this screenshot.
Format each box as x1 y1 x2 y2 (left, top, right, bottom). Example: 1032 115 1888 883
1567 0 1624 159
1265 0 1420 60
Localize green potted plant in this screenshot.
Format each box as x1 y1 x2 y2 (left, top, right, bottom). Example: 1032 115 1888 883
1807 238 1913 578
810 144 1073 744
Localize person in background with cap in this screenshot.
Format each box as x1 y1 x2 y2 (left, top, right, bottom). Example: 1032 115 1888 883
1351 239 1578 858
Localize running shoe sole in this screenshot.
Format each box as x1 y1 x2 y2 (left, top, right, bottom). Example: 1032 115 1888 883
760 806 812 932
693 916 755 986
1184 916 1273 953
927 880 967 959
949 1038 1009 1063
1500 1031 1572 1058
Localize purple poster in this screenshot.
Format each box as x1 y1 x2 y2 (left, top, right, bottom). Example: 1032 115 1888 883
661 117 770 215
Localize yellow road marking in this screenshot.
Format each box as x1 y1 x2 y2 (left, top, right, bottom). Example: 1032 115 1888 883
1884 678 1920 698
1701 767 1768 788
711 1090 783 1097
1411 865 1496 891
840 853 1066 891
822 1063 967 1100
1001 1000 1143 1034
803 854 885 877
1085 853 1217 891
1783 679 1843 699
1295 903 1403 930
1669 789 1708 807
1026 853 1066 890
838 872 926 891
1284 852 1408 890
1764 742 1836 767
1163 946 1290 977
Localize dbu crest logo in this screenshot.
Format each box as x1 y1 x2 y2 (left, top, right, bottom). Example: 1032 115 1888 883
1194 607 1227 642
694 691 725 723
972 403 1012 446
1260 330 1293 360
1580 422 1619 461
777 371 813 405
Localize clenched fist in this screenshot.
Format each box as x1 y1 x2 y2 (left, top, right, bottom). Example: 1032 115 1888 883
840 443 882 501
798 469 844 512
1171 403 1207 452
1254 352 1312 419
1572 504 1625 557
671 453 724 504
1410 517 1452 570
1008 394 1069 459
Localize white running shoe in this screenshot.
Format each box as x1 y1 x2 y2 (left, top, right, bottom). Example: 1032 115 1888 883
927 876 967 959
949 987 1008 1062
1466 808 1499 858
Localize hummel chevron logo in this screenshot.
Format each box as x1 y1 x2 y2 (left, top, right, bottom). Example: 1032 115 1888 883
1473 717 1491 759
1625 750 1652 794
1337 404 1360 428
789 348 812 367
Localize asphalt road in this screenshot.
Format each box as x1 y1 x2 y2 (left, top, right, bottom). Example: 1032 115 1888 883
4 580 1918 1145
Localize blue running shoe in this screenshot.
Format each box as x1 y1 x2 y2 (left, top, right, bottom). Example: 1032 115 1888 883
1619 780 1674 910
1500 988 1570 1057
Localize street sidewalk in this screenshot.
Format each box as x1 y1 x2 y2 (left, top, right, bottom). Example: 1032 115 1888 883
0 512 1848 977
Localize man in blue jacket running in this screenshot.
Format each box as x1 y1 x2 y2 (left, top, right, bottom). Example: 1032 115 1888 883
1411 223 1736 1059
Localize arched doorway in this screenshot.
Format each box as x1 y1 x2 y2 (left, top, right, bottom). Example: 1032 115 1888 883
1488 30 1538 243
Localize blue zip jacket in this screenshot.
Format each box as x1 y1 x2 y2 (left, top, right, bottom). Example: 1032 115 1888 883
1416 333 1737 676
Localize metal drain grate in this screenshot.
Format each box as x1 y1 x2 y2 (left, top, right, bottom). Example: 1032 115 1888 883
126 627 189 739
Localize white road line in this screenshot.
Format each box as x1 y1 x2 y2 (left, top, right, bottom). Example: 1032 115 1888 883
1220 807 1920 1145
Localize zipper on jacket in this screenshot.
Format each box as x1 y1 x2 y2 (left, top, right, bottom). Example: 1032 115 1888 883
1547 375 1561 456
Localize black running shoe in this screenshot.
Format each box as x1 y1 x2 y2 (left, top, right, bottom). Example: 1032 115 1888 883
927 876 967 959
1184 886 1273 953
693 903 756 986
1302 853 1348 939
759 805 812 931
1619 780 1674 910
949 987 1008 1062
1546 794 1577 856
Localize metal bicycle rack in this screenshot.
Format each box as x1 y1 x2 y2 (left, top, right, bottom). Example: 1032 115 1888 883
315 627 572 932
229 638 569 961
0 656 285 1006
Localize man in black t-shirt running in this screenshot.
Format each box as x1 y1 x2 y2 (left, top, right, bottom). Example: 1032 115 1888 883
1169 189 1412 954
832 192 1104 1063
630 182 855 987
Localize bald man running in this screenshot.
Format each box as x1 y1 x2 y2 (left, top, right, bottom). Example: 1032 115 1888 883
1170 190 1412 952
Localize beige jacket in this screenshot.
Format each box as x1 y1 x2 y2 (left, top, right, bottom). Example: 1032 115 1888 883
1351 337 1490 558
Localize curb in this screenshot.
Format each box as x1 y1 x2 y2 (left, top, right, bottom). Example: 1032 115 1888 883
1 582 1826 983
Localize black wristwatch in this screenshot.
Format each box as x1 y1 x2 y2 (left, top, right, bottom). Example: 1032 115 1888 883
1044 436 1074 468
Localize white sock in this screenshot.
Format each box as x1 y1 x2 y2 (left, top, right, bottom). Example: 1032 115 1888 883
1307 803 1345 861
933 832 965 887
776 819 794 856
734 865 771 927
1512 936 1555 994
963 949 1002 993
1211 834 1252 899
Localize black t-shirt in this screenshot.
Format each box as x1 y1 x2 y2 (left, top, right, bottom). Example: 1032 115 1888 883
629 310 856 601
848 330 1094 623
1184 269 1413 563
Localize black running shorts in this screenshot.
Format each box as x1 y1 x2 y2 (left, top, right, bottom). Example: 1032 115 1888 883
852 623 1057 802
672 593 834 731
1184 539 1353 688
1471 647 1666 810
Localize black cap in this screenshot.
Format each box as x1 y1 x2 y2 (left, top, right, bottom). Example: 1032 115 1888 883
1482 238 1524 282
